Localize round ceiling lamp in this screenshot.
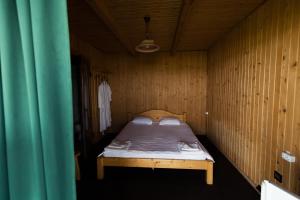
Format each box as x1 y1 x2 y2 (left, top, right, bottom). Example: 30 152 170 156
135 16 160 53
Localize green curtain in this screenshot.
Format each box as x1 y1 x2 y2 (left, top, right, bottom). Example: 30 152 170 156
0 0 76 200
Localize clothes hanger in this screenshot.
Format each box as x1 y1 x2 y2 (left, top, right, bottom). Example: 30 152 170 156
99 71 111 83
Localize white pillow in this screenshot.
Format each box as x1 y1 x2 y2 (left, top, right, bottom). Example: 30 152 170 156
159 117 181 126
132 116 153 125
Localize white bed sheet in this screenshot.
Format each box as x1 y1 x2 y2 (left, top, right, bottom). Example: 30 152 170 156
102 122 214 161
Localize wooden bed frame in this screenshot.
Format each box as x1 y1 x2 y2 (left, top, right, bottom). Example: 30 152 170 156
97 110 214 185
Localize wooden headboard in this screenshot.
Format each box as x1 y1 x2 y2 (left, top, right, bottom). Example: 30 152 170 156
128 110 186 122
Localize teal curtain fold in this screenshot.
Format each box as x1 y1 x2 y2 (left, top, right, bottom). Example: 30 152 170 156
0 0 76 199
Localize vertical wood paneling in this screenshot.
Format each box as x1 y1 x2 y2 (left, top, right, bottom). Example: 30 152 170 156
208 0 300 194
71 35 208 141
90 52 207 137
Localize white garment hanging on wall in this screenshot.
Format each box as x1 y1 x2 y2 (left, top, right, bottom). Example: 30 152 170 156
98 81 112 132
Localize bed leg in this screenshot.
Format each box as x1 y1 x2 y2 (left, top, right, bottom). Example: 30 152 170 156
206 162 213 185
97 156 104 180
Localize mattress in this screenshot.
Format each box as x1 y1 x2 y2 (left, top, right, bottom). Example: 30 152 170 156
101 122 214 161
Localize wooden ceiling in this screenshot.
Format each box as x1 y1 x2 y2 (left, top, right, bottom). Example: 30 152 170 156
68 0 265 54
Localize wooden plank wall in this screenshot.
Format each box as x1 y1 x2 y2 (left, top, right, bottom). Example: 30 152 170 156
207 0 300 194
71 35 208 142
91 52 208 136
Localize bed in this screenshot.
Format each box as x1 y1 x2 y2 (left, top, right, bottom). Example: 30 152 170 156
97 110 214 184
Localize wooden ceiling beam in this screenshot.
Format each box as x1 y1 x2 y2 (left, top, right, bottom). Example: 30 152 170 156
171 0 194 54
85 0 135 55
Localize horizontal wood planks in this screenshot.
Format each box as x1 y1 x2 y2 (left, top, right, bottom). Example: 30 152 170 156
207 0 300 194
68 0 264 52
68 0 126 53
179 0 264 50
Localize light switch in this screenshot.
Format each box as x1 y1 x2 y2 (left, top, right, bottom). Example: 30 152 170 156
281 151 296 163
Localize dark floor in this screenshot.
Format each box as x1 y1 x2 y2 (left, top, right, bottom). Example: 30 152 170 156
76 135 260 200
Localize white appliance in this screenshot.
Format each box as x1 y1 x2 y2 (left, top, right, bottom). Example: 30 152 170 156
261 180 300 200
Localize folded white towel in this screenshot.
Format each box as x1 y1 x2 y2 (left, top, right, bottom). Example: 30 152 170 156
107 140 131 150
178 141 200 152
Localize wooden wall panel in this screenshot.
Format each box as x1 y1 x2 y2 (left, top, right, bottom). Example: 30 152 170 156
208 0 300 194
68 0 264 52
68 0 126 53
91 52 208 136
71 35 208 141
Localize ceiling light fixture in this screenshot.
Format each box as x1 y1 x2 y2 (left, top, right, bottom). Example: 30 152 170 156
135 16 160 53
